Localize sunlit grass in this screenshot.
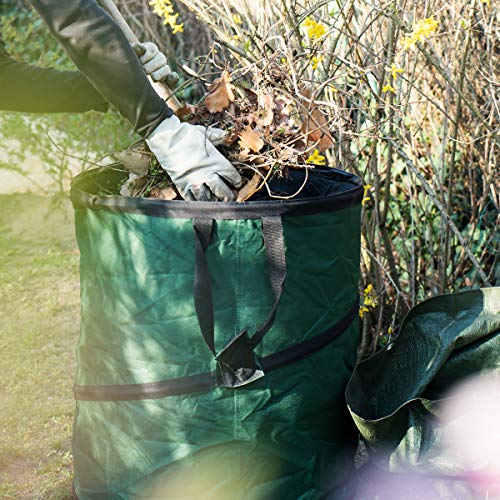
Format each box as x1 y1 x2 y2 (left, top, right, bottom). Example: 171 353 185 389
0 195 78 498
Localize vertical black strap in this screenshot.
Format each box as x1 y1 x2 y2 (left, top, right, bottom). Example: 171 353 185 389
193 218 215 355
248 216 286 348
192 216 286 363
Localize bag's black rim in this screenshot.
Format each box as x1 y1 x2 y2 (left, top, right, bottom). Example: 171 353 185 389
74 299 358 402
70 167 363 220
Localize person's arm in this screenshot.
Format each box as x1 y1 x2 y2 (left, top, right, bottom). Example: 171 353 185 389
29 0 172 137
0 39 108 113
29 0 243 201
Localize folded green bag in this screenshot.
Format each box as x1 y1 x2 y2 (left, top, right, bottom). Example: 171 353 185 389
347 287 500 499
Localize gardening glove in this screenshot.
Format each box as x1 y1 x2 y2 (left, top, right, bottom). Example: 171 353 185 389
146 115 243 201
132 42 177 84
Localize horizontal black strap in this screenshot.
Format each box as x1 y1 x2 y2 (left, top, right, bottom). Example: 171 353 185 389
260 299 359 371
75 371 217 402
74 300 359 402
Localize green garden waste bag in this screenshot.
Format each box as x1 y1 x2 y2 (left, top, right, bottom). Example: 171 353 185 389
346 287 500 499
69 166 363 499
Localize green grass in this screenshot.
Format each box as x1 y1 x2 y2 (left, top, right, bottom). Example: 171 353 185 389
0 194 79 499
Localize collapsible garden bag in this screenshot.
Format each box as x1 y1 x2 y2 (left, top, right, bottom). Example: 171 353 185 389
70 166 363 499
347 287 500 499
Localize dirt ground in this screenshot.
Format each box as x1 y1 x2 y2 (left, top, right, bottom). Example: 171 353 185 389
0 193 78 498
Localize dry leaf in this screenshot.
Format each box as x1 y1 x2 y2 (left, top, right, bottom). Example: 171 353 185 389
113 150 150 176
257 93 275 127
237 173 262 202
246 113 258 125
149 186 178 200
299 88 334 152
301 109 334 151
238 126 265 153
175 103 197 122
205 70 235 113
221 127 240 147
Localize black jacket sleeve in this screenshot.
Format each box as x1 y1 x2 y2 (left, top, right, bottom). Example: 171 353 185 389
29 0 173 137
0 38 108 113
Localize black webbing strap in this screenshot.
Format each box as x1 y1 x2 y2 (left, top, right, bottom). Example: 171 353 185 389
73 299 359 402
192 216 286 357
260 299 359 371
193 218 216 355
249 216 286 348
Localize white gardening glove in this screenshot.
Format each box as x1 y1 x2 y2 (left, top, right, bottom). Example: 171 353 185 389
146 116 243 201
132 42 173 82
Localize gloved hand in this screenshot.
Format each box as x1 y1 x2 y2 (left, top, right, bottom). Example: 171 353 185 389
146 116 243 201
132 42 173 83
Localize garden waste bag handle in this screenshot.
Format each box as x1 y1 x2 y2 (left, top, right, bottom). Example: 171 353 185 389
98 0 181 111
192 217 287 388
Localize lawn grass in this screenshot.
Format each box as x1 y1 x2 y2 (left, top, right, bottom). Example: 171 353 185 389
0 194 79 499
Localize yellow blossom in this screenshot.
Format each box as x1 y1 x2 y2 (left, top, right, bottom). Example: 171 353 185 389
171 22 184 34
388 326 393 335
382 84 396 94
306 149 326 165
149 0 183 34
311 55 324 70
359 283 378 317
401 17 439 51
385 63 404 80
233 13 243 25
302 17 327 40
362 184 371 205
359 306 370 318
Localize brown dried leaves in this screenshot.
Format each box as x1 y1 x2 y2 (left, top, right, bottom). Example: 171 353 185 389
125 70 337 201
257 93 275 127
205 70 235 113
299 89 334 152
236 172 261 202
238 126 265 153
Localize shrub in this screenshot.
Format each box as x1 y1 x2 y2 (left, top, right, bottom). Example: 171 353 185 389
165 0 498 353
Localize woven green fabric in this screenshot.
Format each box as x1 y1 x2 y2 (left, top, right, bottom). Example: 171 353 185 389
71 168 362 499
347 287 500 499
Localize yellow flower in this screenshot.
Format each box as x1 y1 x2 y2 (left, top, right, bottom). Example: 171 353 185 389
388 326 393 335
149 0 183 34
302 17 327 40
311 55 324 70
232 34 242 41
385 63 404 80
306 149 326 165
359 306 370 318
359 283 378 318
415 17 439 37
233 13 243 25
171 22 184 34
362 184 371 205
382 84 396 94
401 17 439 51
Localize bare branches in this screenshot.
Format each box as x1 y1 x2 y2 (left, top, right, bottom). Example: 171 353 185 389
135 0 498 348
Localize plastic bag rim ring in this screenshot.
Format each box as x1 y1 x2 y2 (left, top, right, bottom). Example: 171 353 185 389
70 166 363 220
